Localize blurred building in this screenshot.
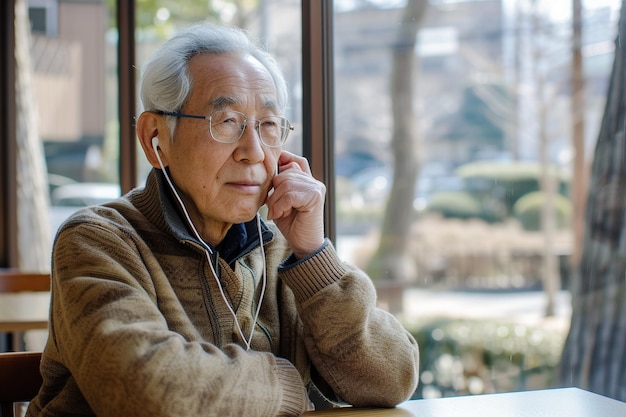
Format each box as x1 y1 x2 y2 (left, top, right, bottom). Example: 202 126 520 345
28 0 107 181
333 0 617 175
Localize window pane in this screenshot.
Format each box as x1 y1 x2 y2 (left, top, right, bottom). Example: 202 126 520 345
6 0 118 351
134 0 303 184
36 1 120 238
333 0 620 399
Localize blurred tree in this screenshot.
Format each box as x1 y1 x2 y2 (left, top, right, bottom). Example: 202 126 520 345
445 83 508 153
15 0 50 271
109 0 263 39
108 0 219 28
366 0 428 310
559 0 626 401
119 0 260 31
530 0 560 318
570 0 587 274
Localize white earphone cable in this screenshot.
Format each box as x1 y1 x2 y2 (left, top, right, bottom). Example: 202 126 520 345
152 138 213 255
152 138 266 351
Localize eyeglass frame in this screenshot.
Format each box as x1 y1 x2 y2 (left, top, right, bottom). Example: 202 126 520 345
154 110 294 148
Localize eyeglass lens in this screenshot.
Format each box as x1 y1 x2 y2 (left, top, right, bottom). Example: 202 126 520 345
209 110 288 146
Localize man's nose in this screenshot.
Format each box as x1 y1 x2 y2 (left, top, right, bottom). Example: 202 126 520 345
236 120 265 161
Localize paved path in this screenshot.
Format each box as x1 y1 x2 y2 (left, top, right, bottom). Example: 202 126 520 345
402 288 571 330
337 235 572 330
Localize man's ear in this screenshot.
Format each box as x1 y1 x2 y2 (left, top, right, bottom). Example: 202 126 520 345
137 111 169 168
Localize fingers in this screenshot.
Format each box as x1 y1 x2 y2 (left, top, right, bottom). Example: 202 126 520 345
266 151 326 257
277 151 312 176
267 169 324 220
269 151 317 218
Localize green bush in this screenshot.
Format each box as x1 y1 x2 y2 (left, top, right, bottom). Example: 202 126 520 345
455 161 569 217
513 191 572 231
426 191 506 223
335 176 385 226
426 191 480 218
409 318 565 399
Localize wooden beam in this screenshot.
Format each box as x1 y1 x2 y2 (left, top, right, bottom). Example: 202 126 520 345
118 1 137 193
0 0 18 268
301 0 336 241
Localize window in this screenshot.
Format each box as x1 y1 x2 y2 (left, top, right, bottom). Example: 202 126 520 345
28 0 58 36
31 1 116 239
333 0 620 399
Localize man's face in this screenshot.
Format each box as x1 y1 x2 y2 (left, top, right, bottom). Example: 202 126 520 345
162 52 282 236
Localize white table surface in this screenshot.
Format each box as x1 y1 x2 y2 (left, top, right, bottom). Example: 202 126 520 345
304 387 626 416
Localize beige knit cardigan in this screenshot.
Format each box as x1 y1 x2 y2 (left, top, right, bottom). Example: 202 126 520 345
26 169 419 417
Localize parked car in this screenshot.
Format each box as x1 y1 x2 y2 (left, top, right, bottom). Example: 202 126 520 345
50 182 120 207
49 182 120 236
344 163 458 210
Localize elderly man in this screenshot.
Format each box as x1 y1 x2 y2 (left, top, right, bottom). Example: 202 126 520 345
27 23 419 417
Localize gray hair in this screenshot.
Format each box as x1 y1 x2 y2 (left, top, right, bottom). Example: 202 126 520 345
139 23 289 136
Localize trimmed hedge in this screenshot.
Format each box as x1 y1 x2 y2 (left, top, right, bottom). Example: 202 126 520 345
455 161 569 217
426 191 481 218
513 191 572 231
409 318 565 399
426 191 507 223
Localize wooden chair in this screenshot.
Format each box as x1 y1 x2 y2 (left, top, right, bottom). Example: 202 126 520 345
0 270 50 293
0 351 43 417
0 270 51 350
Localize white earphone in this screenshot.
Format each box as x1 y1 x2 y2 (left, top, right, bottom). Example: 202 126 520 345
150 135 266 351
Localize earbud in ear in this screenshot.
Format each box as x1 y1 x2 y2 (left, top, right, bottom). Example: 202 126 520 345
152 137 167 171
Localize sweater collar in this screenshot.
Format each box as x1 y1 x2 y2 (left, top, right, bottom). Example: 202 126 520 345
135 168 274 264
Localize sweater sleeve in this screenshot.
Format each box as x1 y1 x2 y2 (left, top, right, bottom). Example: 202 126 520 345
44 219 308 417
278 240 420 408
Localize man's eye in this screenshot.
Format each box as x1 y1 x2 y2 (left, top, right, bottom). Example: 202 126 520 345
261 119 278 127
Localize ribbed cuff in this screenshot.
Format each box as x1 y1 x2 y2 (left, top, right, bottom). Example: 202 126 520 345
280 242 349 303
275 358 308 416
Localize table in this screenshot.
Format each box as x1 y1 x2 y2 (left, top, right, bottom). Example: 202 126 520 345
302 387 626 416
0 270 51 350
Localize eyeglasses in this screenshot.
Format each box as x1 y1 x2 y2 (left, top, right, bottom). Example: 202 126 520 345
156 110 293 147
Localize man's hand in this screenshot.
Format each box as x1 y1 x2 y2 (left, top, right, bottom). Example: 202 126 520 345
266 151 326 259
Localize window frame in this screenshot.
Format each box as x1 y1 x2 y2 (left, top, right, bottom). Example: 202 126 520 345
0 0 18 267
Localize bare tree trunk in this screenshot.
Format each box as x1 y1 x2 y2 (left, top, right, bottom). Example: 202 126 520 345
559 0 626 400
531 0 560 317
536 52 559 318
570 0 587 269
15 0 51 271
367 0 428 313
538 102 559 317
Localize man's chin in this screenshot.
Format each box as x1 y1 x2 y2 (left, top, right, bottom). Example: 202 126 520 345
230 206 264 224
